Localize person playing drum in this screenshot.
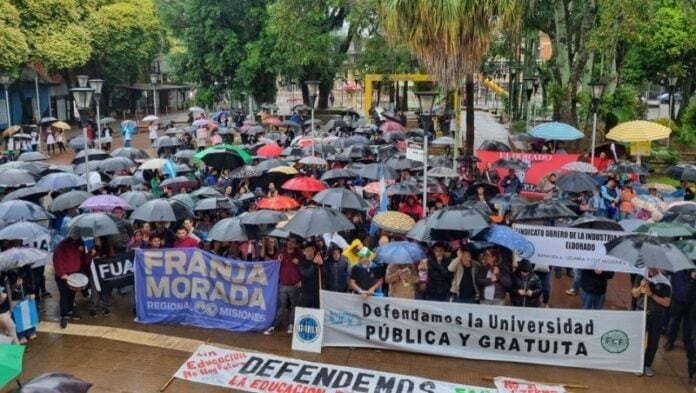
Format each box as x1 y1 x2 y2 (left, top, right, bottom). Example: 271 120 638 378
53 235 87 329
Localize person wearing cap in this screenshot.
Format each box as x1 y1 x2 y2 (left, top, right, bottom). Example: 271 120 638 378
510 259 542 308
448 245 481 303
298 242 323 309
349 247 384 300
425 243 452 302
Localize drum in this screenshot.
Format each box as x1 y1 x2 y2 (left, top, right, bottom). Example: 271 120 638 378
66 273 89 291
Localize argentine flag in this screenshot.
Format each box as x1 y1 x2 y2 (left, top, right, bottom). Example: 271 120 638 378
369 163 389 235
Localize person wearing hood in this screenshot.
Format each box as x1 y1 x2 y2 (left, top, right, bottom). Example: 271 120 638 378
399 196 423 220
324 245 350 292
510 259 542 307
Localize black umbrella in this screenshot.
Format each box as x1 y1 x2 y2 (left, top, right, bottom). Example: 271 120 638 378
109 176 143 187
176 164 193 174
556 172 598 193
479 139 511 152
668 203 696 215
607 161 647 175
1 186 49 202
457 154 481 163
280 120 301 131
327 153 351 162
17 372 92 393
680 166 696 182
208 217 248 241
464 182 499 199
325 119 350 130
201 150 247 170
320 168 357 182
312 188 369 210
131 199 177 222
160 176 198 190
65 213 119 238
494 158 529 171
0 169 36 188
283 206 354 238
169 199 196 220
512 199 578 222
37 172 86 190
170 194 196 210
195 197 233 211
239 210 287 225
605 234 694 271
175 149 196 160
428 155 453 168
663 213 696 227
569 215 624 231
281 146 304 158
98 157 136 172
48 190 91 212
343 143 371 159
246 125 267 135
351 162 398 180
426 207 492 234
302 143 336 155
387 182 420 196
191 186 223 198
254 158 286 172
459 200 493 214
383 131 406 143
593 142 626 159
39 116 58 125
352 127 374 135
386 154 419 171
110 147 151 161
73 160 103 175
489 193 529 213
119 191 156 209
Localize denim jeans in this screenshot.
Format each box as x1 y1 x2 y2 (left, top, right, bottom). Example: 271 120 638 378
271 284 299 328
581 292 606 310
536 271 551 304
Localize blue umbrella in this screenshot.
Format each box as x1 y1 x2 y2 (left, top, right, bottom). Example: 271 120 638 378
528 122 584 141
473 224 535 258
375 241 426 264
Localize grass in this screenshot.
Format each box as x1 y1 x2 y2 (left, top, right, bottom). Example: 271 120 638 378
646 175 679 186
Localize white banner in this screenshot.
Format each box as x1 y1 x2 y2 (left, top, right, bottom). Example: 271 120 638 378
175 344 494 393
493 377 565 393
513 224 643 274
291 307 324 353
321 291 643 373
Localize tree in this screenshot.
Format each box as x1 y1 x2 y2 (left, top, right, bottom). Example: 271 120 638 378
0 1 29 75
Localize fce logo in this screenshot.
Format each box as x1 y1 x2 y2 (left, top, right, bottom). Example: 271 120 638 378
296 315 321 343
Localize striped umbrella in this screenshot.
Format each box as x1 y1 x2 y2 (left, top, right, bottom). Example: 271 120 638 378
606 120 671 142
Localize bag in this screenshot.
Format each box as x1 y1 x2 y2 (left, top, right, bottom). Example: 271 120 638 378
12 298 39 332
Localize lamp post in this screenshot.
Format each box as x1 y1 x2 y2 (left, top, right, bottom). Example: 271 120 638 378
668 75 678 121
0 75 11 126
71 87 95 192
532 77 540 126
150 73 159 118
508 65 520 120
415 91 438 215
524 77 535 132
77 75 89 88
588 81 605 164
306 81 320 156
89 79 104 150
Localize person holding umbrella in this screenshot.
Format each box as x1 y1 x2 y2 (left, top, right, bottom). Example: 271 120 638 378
480 162 500 185
631 267 672 377
298 241 323 309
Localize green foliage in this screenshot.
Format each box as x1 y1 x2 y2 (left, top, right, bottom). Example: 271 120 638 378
0 1 28 74
32 24 92 73
509 120 527 133
194 86 215 108
358 34 420 75
601 85 642 130
647 145 679 165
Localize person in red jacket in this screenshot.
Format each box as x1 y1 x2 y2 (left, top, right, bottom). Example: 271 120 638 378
173 225 200 248
53 235 87 328
399 195 424 220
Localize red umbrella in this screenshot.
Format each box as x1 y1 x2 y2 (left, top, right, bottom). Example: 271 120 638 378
257 196 299 210
282 176 326 192
263 117 283 127
379 121 405 132
257 144 283 158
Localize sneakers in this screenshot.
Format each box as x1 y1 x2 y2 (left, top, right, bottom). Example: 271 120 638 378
634 367 654 377
60 317 68 329
287 325 294 334
263 327 275 336
565 289 579 296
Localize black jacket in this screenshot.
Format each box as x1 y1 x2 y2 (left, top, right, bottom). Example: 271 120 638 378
580 269 614 295
425 256 452 301
510 270 542 307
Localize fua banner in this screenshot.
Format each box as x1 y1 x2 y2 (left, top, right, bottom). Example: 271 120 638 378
23 232 50 268
514 224 643 274
321 291 643 373
174 344 494 393
90 251 135 292
134 248 279 332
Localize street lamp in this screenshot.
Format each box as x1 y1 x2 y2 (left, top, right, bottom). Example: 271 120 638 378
508 65 520 120
524 77 535 131
415 90 438 215
89 79 104 150
588 81 605 164
150 73 159 118
0 75 11 126
306 80 320 156
668 75 678 121
71 87 95 192
77 75 89 88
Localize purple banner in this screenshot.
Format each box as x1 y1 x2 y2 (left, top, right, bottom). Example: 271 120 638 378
135 248 279 332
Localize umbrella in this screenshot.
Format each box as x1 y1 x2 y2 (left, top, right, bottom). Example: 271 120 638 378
119 191 156 209
618 218 647 232
0 222 48 241
111 147 151 161
208 217 248 242
569 215 623 231
1 186 49 202
280 120 301 130
459 200 493 214
16 372 92 393
489 193 529 213
464 182 500 200
0 162 44 176
299 156 328 166
283 206 354 238
429 155 454 168
230 165 262 179
50 121 71 131
160 176 198 190
246 125 266 135
17 152 48 162
292 104 312 112
607 161 648 175
239 210 288 226
0 247 48 272
473 225 535 258
427 207 492 233
73 148 111 164
12 133 32 140
256 159 288 172
352 163 398 180
65 212 119 238
48 190 91 212
98 117 116 124
39 116 58 125
494 158 529 171
0 200 52 223
79 195 131 212
194 197 234 212
257 196 299 210
676 240 696 260
479 140 511 152
152 136 181 148
387 182 420 196
375 241 426 264
142 115 159 122
191 187 223 199
263 117 283 127
605 234 694 271
2 125 21 138
635 222 696 238
343 143 371 159
195 145 252 169
73 161 103 176
170 194 196 210
67 136 88 150
431 136 455 146
379 120 405 132
457 154 480 163
312 188 369 210
327 153 351 163
139 158 169 171
372 211 416 234
386 154 419 171
131 200 176 222
108 175 143 187
321 168 357 182
556 172 598 193
257 144 283 158
98 157 136 172
36 172 86 190
174 149 196 160
663 213 696 227
0 169 35 188
606 120 671 142
668 202 696 215
282 176 326 192
0 344 24 389
189 106 205 113
303 119 322 126
562 161 599 173
512 199 578 222
427 167 458 178
528 122 584 140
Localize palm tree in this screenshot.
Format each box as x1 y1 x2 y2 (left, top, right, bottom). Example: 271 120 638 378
381 0 520 154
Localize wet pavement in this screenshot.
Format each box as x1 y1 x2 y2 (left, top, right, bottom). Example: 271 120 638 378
3 112 694 392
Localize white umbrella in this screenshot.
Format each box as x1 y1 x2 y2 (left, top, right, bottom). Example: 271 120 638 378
561 161 599 173
142 115 159 122
138 158 168 170
189 106 205 113
299 156 328 166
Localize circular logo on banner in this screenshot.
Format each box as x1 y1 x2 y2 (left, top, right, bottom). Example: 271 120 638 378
601 330 629 353
296 315 321 343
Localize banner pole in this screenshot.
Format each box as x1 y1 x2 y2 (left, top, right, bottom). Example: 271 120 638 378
159 338 211 392
641 292 648 373
481 377 588 390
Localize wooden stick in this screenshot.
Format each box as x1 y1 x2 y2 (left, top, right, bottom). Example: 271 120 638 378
482 376 589 390
159 339 211 392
